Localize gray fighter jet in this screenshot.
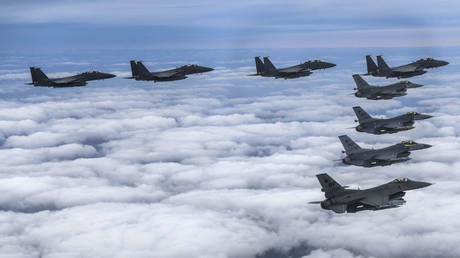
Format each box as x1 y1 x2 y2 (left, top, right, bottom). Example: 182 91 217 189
125 60 213 82
338 135 432 167
309 173 431 213
249 56 335 79
365 55 448 79
26 67 115 87
352 74 422 100
352 106 432 134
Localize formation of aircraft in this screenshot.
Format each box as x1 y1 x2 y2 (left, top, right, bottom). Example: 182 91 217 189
351 106 432 134
125 60 213 82
352 74 422 100
24 55 446 214
338 135 432 167
249 56 335 79
365 55 448 79
25 67 115 87
309 173 431 213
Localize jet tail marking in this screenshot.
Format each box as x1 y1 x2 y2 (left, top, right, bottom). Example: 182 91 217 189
339 135 362 154
352 74 370 90
316 173 345 198
353 106 373 123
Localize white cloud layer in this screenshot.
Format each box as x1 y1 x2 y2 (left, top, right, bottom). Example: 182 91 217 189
0 53 459 257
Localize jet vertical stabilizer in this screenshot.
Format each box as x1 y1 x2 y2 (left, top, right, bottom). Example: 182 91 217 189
255 57 264 74
30 67 50 83
352 74 370 90
353 106 373 123
263 57 277 73
376 56 392 76
366 55 378 75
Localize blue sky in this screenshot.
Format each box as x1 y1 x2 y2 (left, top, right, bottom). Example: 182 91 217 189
2 0 460 51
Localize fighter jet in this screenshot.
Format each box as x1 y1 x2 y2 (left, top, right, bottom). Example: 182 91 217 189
352 74 422 100
125 60 213 82
249 56 335 79
338 135 432 167
351 106 433 134
365 55 448 79
309 173 431 213
26 67 115 87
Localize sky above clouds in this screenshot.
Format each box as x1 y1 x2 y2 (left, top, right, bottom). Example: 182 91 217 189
3 0 460 50
1 1 460 258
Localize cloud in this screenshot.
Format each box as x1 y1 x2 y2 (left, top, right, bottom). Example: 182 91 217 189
0 51 459 258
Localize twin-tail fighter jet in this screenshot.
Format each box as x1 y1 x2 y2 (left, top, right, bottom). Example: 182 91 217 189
365 55 448 79
26 67 115 87
125 60 213 82
309 173 431 213
249 56 335 79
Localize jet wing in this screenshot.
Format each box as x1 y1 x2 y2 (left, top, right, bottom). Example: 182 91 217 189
151 70 183 78
392 64 420 73
277 66 305 73
360 194 389 207
381 85 406 94
52 77 81 84
377 122 402 131
372 152 397 161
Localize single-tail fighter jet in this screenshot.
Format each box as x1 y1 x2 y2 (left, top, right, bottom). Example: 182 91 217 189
351 106 432 134
125 60 213 82
249 56 335 79
309 173 431 213
364 55 448 79
352 74 422 100
26 67 115 87
338 135 432 167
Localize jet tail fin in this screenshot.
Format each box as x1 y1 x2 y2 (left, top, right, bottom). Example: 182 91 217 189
30 67 49 83
366 55 378 75
130 60 139 77
376 56 392 75
263 57 277 73
316 173 345 198
352 74 370 90
255 57 264 74
338 135 362 154
136 61 151 76
353 106 373 123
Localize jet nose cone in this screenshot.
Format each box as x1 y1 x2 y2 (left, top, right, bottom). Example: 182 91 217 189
412 181 432 189
407 82 423 88
324 62 336 68
420 182 432 188
414 114 433 120
107 73 116 78
413 143 432 150
200 66 213 72
439 60 449 66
